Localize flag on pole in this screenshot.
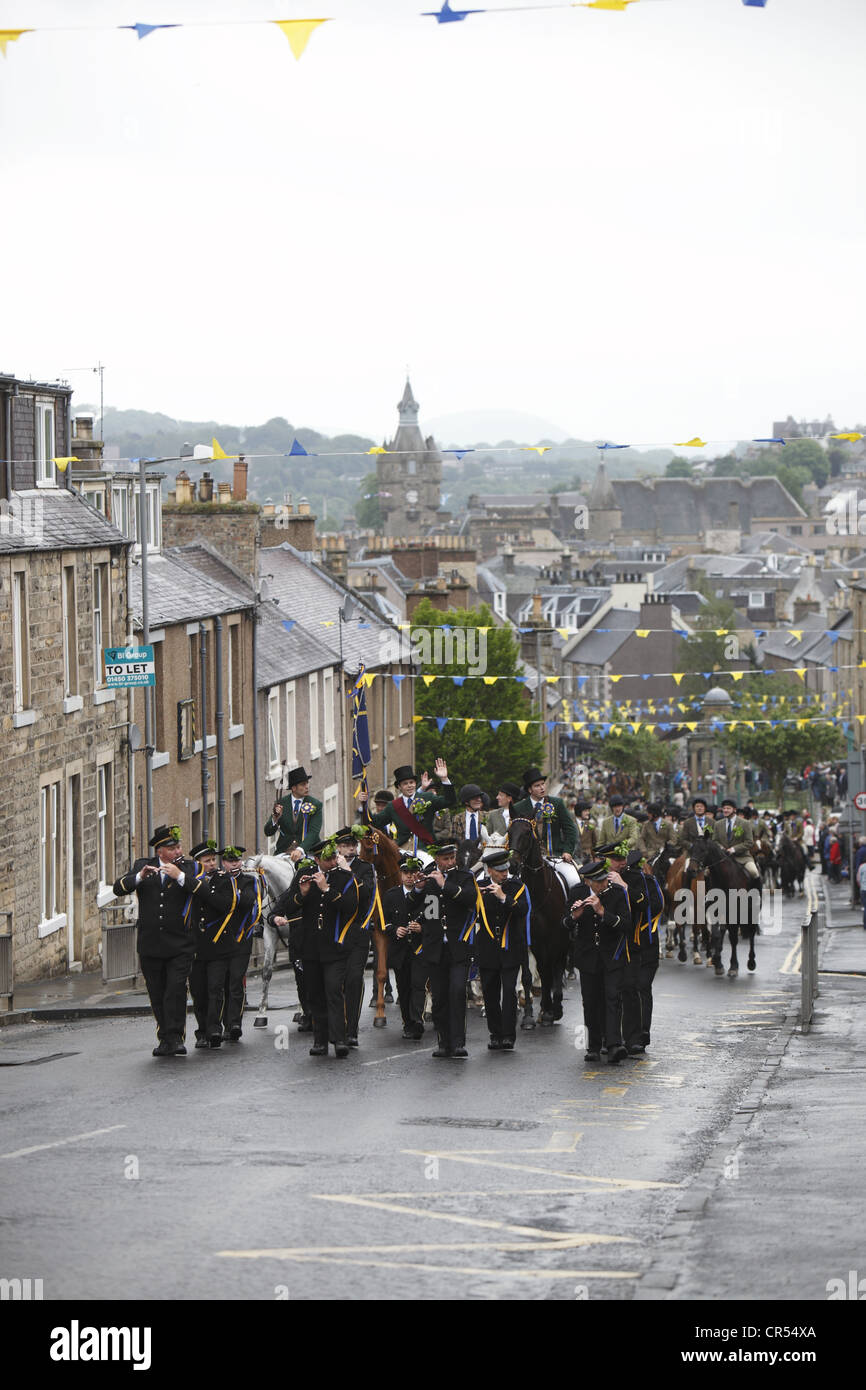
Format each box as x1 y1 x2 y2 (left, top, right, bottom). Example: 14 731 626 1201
350 663 372 799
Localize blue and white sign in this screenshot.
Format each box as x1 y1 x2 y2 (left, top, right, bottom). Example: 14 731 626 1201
104 645 156 688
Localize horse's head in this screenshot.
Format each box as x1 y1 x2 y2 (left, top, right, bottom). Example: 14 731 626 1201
507 817 540 871
456 839 484 872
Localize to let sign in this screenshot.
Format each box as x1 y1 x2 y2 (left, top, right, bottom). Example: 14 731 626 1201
104 645 156 688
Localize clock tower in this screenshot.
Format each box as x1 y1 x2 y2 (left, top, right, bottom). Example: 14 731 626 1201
377 378 443 536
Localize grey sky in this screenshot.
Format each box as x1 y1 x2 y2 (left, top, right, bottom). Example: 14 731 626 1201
2 0 864 445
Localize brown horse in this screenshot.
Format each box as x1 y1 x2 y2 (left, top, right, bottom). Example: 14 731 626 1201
665 850 711 965
507 818 570 1026
355 826 402 1028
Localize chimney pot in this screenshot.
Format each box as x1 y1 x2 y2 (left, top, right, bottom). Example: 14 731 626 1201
73 415 94 441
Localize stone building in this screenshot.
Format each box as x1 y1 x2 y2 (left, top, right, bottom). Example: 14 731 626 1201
376 380 443 536
0 376 131 985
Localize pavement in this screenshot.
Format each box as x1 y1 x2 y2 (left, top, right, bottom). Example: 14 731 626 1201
635 875 866 1301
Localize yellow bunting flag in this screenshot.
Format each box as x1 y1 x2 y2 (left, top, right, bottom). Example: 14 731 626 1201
483 676 498 685
675 437 708 448
714 629 728 637
523 446 550 455
857 716 866 726
422 675 437 687
728 722 738 732
610 674 622 683
366 446 387 455
320 620 335 627
0 29 30 56
793 668 806 680
731 671 744 681
631 722 642 734
672 673 684 685
413 715 423 724
363 672 376 688
572 722 584 732
788 629 803 641
580 0 639 9
635 629 650 639
211 436 237 460
52 456 80 473
464 718 474 733
745 721 755 730
644 724 655 734
517 721 530 735
557 628 570 640
478 627 490 634
273 18 331 60
545 675 560 685
685 722 698 732
832 432 863 443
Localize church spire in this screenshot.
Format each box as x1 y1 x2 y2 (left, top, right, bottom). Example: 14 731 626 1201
397 377 419 427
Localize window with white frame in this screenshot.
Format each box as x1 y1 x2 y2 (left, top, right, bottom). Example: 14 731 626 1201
493 591 506 618
748 591 766 608
40 780 63 922
228 622 242 726
232 788 244 846
62 564 78 698
93 563 111 686
322 783 339 835
396 671 404 729
111 485 133 539
268 689 280 776
12 569 30 710
323 668 335 749
97 762 113 888
285 682 297 766
134 484 161 552
309 672 319 757
35 401 56 485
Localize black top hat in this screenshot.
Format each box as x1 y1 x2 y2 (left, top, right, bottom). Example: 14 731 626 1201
150 824 181 849
499 781 522 801
190 839 218 858
393 765 416 785
288 767 311 788
459 784 483 803
523 766 545 788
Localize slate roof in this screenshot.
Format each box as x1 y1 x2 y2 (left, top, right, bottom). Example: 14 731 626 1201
256 606 336 687
261 542 414 673
757 614 832 663
0 487 129 553
607 476 806 534
562 609 641 667
129 548 254 628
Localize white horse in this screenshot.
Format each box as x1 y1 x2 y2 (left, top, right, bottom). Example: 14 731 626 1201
243 854 296 1025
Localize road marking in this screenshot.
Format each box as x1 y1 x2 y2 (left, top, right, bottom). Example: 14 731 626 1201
361 1048 435 1067
401 1149 677 1189
219 1237 633 1257
312 1192 611 1241
0 1124 126 1161
545 1131 583 1151
218 1251 640 1279
779 939 802 975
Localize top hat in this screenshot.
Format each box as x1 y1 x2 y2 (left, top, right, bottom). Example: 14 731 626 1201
287 767 311 788
393 765 416 785
523 767 545 789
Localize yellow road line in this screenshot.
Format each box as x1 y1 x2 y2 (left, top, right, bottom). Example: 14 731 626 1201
401 1149 677 1190
779 939 802 975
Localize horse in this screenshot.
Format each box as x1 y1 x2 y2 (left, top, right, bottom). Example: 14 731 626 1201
753 835 776 895
354 825 428 1028
648 842 681 959
687 836 760 978
243 854 296 1024
775 832 806 898
506 818 570 1027
664 849 711 965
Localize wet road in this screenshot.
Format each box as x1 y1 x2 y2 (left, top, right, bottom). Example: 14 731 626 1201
0 883 815 1301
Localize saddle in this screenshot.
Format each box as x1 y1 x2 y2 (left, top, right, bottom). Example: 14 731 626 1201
546 857 581 894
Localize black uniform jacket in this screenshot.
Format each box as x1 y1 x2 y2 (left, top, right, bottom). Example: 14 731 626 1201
113 857 202 959
565 881 631 973
346 855 377 932
276 868 361 963
409 866 477 965
473 875 531 970
198 870 264 960
621 865 665 954
382 883 424 970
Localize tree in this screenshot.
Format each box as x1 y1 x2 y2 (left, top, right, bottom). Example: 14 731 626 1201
354 473 383 531
674 587 748 698
718 690 844 802
665 457 694 478
601 728 673 785
411 599 545 793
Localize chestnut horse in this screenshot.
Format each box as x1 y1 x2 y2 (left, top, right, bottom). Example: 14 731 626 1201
354 826 409 1028
664 850 711 966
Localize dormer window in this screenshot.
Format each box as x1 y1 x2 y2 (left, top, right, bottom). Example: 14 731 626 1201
35 400 56 485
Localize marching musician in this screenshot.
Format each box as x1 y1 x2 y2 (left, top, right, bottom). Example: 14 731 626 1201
409 842 477 1059
565 859 631 1065
474 848 531 1052
383 856 427 1040
333 826 379 1047
206 847 264 1043
187 840 227 1050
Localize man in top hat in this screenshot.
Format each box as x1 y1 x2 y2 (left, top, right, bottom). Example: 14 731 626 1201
113 825 203 1056
575 802 598 862
677 795 713 853
511 768 577 861
474 848 532 1051
270 837 360 1058
383 856 427 1039
565 859 631 1064
713 796 760 881
359 758 455 849
486 782 522 839
187 840 224 1049
264 767 323 857
451 785 489 845
205 846 265 1042
598 794 640 854
408 842 477 1058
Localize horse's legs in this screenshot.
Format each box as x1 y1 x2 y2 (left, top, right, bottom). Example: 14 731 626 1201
372 930 388 1029
710 923 724 976
728 924 739 978
691 921 703 965
256 929 276 1020
747 929 757 972
520 949 535 1029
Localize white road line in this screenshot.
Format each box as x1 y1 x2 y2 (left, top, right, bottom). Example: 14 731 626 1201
361 1048 435 1067
0 1124 126 1161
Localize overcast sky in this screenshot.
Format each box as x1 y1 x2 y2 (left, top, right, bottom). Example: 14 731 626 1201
2 0 864 446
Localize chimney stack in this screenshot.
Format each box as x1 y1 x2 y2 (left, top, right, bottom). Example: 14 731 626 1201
218 481 232 504
233 456 248 502
503 546 515 575
199 470 213 503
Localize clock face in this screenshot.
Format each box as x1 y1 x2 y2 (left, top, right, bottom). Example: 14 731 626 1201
406 489 418 505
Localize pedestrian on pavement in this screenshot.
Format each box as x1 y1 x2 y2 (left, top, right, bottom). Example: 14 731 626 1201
113 825 202 1057
858 858 866 930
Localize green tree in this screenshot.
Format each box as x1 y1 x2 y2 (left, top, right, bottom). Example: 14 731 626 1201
665 457 694 478
354 473 383 531
718 689 844 801
601 728 673 784
674 587 749 698
411 599 545 793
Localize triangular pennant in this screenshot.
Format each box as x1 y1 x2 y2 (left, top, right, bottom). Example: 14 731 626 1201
464 718 474 733
52 456 80 473
545 675 560 685
516 721 529 735
731 671 744 681
363 672 377 687
0 29 30 56
788 629 803 642
413 715 423 724
557 628 571 640
483 676 498 685
489 720 502 731
423 1 485 21
672 674 684 685
273 19 330 60
281 619 296 633
122 23 179 40
685 722 697 732
211 436 235 460
452 676 465 686
635 629 650 639
436 718 448 732
631 722 642 734
366 446 387 455
391 674 405 687
714 629 729 637
583 0 639 9
831 432 863 442
793 668 806 680
675 437 708 449
523 446 551 455
610 675 622 683
422 675 437 686
289 438 309 456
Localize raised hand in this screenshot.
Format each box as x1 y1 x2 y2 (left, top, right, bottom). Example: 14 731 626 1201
433 757 448 780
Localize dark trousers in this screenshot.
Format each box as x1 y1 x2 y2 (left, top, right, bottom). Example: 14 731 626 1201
427 956 469 1050
189 960 208 1039
343 937 367 1039
224 940 252 1034
303 956 349 1047
577 967 605 1051
293 960 310 1019
190 958 231 1037
394 954 426 1030
480 965 520 1042
635 944 659 1045
140 953 192 1044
